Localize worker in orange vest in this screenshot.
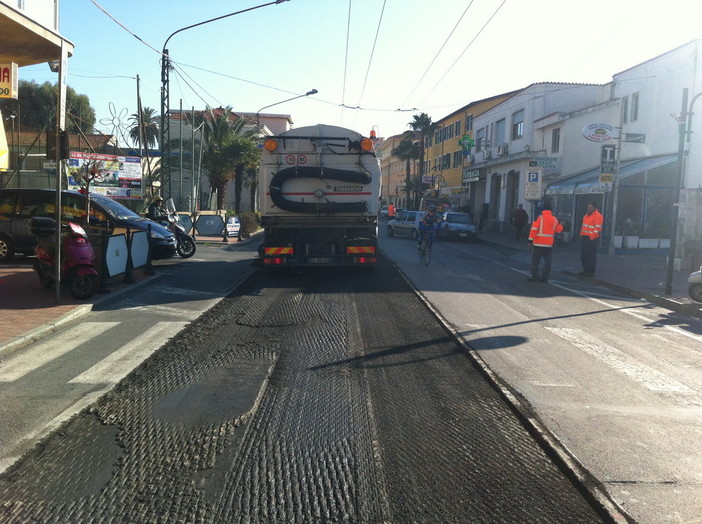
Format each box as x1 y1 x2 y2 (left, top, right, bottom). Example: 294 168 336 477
387 202 396 219
527 203 563 283
579 202 604 277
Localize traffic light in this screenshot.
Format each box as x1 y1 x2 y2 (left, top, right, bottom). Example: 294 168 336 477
46 130 70 160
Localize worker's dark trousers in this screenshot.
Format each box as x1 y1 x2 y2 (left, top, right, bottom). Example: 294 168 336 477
580 236 599 275
530 246 554 280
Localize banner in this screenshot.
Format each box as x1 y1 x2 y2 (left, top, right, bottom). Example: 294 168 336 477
67 152 142 200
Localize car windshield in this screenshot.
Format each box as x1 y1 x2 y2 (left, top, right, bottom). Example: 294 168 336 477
90 194 142 221
446 214 473 224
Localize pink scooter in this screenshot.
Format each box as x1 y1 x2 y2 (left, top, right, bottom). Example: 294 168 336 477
29 216 99 300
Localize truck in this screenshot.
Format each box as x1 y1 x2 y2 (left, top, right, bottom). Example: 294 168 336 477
258 124 381 270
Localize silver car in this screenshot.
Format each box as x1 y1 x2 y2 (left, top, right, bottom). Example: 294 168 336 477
387 210 420 239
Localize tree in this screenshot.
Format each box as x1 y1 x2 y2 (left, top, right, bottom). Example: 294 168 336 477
200 107 259 211
128 107 159 149
129 107 160 201
14 80 96 135
391 135 421 208
408 112 435 207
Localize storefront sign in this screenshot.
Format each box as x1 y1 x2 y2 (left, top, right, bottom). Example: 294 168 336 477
582 122 616 142
462 168 481 185
0 63 18 99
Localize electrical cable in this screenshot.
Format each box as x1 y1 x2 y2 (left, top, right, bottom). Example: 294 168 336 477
401 0 475 107
357 0 387 107
341 0 353 114
419 0 508 105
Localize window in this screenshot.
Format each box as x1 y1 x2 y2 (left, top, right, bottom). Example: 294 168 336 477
495 118 506 146
465 114 473 132
631 92 639 122
551 127 560 153
442 153 450 170
455 120 461 136
621 96 629 124
476 128 486 152
511 109 524 139
453 151 462 168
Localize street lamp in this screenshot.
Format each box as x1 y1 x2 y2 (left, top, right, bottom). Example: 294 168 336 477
159 0 289 198
255 89 318 133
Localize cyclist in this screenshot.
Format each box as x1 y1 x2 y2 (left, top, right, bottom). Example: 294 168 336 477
417 205 442 249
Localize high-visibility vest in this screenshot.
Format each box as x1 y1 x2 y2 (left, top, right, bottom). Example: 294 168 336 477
580 209 603 239
529 210 563 247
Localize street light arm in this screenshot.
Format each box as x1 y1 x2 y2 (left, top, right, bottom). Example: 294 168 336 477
162 0 290 52
255 89 318 130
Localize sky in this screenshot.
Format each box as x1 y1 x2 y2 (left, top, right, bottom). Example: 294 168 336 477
18 0 702 143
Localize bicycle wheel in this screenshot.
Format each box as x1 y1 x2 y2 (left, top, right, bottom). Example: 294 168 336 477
418 239 426 263
422 242 432 265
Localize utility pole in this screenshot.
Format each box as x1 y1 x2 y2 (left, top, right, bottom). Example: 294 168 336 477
665 88 689 295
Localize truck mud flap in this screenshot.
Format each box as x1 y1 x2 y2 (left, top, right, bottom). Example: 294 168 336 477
269 166 371 214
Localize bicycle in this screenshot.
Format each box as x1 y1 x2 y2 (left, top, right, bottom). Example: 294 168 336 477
417 230 433 265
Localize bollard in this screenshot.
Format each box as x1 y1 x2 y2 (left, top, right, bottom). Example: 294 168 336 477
98 229 111 294
222 214 229 243
123 228 135 284
144 224 155 275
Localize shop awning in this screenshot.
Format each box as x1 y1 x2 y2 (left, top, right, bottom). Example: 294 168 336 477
545 154 678 195
0 4 73 66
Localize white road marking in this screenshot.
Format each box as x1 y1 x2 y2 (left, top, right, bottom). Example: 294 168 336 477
0 322 119 382
509 267 702 344
545 327 695 393
69 321 188 385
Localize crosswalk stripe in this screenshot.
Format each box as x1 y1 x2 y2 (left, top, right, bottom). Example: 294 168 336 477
0 322 119 382
68 321 188 385
545 327 696 394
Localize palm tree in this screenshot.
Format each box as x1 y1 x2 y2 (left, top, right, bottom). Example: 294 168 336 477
408 112 435 206
128 107 159 200
391 136 421 207
201 107 260 211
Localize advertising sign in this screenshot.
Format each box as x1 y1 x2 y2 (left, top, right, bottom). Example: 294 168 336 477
67 152 142 200
582 122 616 142
0 62 18 99
525 167 543 200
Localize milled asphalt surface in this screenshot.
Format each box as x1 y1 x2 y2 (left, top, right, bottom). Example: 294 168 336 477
0 229 700 520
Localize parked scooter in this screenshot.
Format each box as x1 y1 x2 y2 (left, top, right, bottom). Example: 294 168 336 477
689 266 702 303
163 198 196 258
28 216 99 300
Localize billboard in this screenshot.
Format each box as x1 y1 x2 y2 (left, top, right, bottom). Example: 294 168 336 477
67 152 142 200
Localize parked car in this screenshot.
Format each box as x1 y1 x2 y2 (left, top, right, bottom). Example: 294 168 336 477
437 211 478 242
0 188 177 261
379 205 389 219
387 210 420 239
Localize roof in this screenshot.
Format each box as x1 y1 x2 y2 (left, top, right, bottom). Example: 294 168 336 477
0 3 74 67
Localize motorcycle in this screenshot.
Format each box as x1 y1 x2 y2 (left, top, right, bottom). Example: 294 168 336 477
28 216 100 300
162 198 196 258
689 266 702 303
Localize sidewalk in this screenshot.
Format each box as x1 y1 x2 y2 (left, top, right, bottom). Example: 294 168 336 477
478 229 701 318
1 231 699 355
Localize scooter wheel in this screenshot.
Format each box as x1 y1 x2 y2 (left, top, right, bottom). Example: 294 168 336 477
34 262 53 288
177 236 196 258
689 283 702 303
67 272 99 300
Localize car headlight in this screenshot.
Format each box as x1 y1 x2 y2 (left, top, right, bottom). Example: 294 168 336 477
149 230 168 239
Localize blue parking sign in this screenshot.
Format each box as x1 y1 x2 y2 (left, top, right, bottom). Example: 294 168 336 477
528 171 539 182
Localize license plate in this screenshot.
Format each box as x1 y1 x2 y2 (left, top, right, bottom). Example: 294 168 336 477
308 257 332 264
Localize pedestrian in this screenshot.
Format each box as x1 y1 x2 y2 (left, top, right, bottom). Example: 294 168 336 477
511 203 529 242
579 202 604 277
146 195 167 222
387 202 396 219
527 203 563 283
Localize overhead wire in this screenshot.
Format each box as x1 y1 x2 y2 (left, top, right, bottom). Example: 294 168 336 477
356 0 387 107
419 0 508 105
401 0 476 108
340 0 353 116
